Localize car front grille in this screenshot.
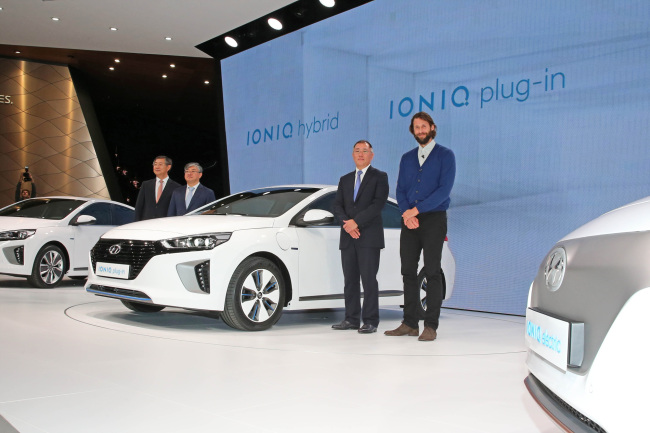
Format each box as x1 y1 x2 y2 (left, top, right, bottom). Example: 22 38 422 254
526 374 607 433
91 239 165 280
86 284 152 302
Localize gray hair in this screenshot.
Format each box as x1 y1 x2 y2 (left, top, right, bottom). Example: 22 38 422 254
153 155 172 165
184 162 203 173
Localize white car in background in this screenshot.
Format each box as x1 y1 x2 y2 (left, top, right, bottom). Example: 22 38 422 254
86 185 456 331
0 197 135 288
525 196 650 433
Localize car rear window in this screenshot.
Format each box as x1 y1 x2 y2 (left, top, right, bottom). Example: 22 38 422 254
0 198 86 220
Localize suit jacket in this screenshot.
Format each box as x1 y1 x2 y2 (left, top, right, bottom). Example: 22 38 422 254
134 178 181 221
332 166 389 250
167 183 216 216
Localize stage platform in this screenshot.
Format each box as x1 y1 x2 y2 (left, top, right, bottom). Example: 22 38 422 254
0 276 560 433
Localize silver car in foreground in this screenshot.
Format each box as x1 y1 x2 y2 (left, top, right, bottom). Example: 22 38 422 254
525 195 650 432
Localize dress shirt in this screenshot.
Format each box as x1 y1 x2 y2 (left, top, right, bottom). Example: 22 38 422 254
155 176 170 194
418 139 436 166
352 165 371 188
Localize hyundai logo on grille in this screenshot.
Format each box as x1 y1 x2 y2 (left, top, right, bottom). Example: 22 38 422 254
544 247 566 292
108 244 122 255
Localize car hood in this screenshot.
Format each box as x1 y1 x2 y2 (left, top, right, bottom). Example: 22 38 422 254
562 195 650 241
0 216 60 230
101 215 276 241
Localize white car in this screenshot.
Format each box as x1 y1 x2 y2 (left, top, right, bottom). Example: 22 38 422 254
86 185 456 331
0 197 135 288
525 196 650 433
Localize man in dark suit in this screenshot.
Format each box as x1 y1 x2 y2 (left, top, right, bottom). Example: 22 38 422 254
331 140 389 334
168 162 216 216
134 155 181 221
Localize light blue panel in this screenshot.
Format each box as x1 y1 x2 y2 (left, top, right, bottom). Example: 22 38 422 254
221 0 650 314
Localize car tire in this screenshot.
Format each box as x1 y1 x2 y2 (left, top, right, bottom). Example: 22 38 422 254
27 245 67 288
121 300 166 313
221 257 285 331
416 269 447 320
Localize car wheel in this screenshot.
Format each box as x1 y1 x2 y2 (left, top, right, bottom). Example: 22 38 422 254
121 300 166 313
416 269 446 319
27 245 67 288
221 257 285 331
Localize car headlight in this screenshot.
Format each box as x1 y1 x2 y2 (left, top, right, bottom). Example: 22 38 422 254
0 229 36 240
160 233 231 251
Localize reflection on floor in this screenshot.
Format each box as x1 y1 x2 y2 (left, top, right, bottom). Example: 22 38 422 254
0 276 561 433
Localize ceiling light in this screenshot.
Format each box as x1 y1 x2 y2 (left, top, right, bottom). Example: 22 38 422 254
225 36 238 48
51 17 60 21
268 18 282 30
170 64 175 68
0 7 3 11
319 0 335 7
162 74 168 78
110 27 118 31
165 36 173 41
109 67 115 71
114 59 120 63
15 50 21 54
204 80 210 85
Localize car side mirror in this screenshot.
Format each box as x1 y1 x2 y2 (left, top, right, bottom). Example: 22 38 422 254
297 209 335 226
72 215 97 226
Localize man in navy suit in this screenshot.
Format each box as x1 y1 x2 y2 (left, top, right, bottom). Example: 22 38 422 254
331 140 389 334
168 162 216 216
134 156 181 221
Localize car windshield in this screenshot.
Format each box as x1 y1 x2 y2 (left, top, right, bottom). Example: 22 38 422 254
0 198 86 220
199 188 320 218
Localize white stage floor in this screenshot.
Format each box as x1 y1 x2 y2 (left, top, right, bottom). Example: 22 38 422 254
0 276 561 433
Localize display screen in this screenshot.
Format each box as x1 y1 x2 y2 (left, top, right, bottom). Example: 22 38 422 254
221 0 650 314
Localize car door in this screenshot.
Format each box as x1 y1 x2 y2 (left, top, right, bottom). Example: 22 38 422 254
377 201 405 293
70 203 114 272
293 192 344 300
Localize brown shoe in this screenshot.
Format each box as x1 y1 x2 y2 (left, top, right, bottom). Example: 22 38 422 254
384 323 419 336
418 327 437 342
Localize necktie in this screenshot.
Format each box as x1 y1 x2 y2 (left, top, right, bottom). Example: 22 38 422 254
185 186 195 208
353 170 363 201
156 179 163 203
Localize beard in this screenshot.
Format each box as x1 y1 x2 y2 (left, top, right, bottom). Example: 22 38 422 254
414 130 434 145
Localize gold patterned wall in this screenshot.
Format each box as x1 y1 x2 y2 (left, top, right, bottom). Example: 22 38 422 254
0 58 109 208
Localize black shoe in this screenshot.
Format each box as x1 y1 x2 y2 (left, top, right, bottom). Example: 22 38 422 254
332 320 359 330
358 324 378 334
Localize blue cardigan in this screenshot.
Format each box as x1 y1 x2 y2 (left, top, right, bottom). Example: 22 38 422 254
396 143 456 214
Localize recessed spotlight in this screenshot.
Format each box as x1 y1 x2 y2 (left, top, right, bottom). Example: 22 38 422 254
114 59 120 63
225 36 238 48
165 36 173 41
15 50 21 54
319 0 335 7
109 67 115 71
162 74 168 78
110 27 118 31
268 18 282 30
204 80 210 85
170 64 175 68
51 17 60 21
0 7 4 11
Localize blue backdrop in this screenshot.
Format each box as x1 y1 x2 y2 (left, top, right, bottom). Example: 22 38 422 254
221 0 650 315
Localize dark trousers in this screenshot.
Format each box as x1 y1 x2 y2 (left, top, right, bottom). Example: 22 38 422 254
340 243 381 327
400 211 447 330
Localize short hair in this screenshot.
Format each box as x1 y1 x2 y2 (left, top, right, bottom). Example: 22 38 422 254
353 140 374 152
153 155 172 166
409 112 437 139
184 162 203 173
